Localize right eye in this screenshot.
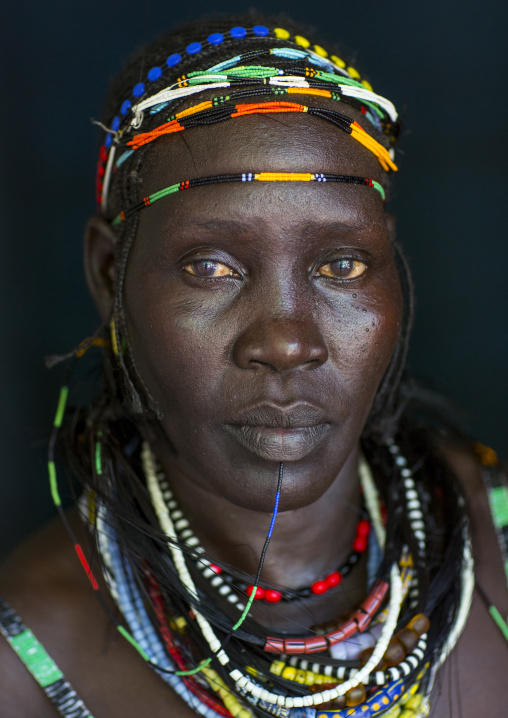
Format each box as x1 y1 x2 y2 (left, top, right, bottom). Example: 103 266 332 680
183 260 240 278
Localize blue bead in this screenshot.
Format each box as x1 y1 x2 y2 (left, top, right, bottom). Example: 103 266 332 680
111 116 120 131
120 99 131 115
186 42 202 55
147 66 162 82
253 25 269 36
105 133 113 148
133 82 145 98
207 32 224 45
166 53 181 67
230 26 246 38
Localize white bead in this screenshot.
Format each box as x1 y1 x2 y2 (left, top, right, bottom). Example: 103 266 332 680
329 641 347 661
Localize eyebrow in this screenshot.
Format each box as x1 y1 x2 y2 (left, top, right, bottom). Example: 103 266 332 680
173 218 379 235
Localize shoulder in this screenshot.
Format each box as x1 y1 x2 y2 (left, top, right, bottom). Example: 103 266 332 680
429 437 508 716
0 511 196 718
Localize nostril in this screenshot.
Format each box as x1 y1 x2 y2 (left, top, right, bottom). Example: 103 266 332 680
233 318 328 373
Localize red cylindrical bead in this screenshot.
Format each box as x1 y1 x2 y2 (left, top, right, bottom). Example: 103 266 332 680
353 536 368 553
311 580 328 595
264 637 284 653
302 635 328 653
264 590 283 603
352 608 371 632
326 571 342 588
209 564 222 574
356 519 371 537
283 639 307 654
247 585 265 599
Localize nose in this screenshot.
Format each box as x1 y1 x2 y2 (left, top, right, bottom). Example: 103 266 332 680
232 314 328 374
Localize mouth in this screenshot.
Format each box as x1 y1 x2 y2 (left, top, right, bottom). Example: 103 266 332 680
224 403 332 462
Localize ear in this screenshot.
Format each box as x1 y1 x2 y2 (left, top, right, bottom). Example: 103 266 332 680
385 212 397 242
84 215 117 322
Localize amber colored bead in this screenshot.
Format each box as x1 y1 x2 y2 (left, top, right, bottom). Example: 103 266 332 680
407 613 431 636
360 646 386 671
346 685 367 706
396 627 419 653
331 694 347 709
383 637 406 667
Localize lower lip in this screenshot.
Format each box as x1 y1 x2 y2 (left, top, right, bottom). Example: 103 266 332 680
224 424 331 462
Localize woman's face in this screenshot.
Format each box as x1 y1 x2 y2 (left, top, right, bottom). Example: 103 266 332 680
121 108 402 512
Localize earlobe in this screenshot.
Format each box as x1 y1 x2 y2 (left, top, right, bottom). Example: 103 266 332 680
84 215 118 322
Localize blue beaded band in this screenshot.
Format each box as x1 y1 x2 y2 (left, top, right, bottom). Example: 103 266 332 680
113 26 366 124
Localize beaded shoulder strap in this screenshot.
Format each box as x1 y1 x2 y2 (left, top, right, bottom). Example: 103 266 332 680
475 443 508 591
0 596 95 718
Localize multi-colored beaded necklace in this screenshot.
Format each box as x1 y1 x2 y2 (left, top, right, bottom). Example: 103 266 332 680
45 379 477 718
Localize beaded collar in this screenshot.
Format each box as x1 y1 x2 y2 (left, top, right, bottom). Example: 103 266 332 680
76 440 473 718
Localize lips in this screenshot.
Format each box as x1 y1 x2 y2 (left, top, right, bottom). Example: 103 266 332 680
224 403 332 462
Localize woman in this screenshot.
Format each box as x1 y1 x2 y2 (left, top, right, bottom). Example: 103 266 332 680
0 14 506 718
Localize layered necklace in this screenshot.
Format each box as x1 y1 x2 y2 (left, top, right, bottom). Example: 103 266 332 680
86 439 474 718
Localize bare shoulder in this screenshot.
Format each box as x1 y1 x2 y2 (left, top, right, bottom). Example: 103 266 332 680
429 437 508 717
0 511 196 718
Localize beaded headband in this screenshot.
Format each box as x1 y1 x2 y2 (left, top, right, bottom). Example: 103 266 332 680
98 25 400 213
111 172 386 227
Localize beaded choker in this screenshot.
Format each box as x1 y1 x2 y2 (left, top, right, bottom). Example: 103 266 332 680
158 467 371 605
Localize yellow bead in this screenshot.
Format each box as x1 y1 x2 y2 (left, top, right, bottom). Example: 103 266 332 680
406 695 424 710
174 616 187 631
282 666 297 681
295 35 310 48
270 660 285 676
313 44 328 57
295 669 307 684
382 707 402 718
347 66 361 79
274 27 290 40
331 55 346 68
361 79 373 92
305 671 316 685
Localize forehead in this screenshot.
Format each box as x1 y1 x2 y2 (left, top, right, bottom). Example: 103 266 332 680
141 97 386 186
133 104 389 243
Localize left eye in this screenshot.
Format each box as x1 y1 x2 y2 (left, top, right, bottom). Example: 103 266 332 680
184 260 239 278
314 259 367 279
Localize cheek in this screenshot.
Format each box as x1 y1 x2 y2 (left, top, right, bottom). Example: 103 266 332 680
321 271 403 400
124 283 234 418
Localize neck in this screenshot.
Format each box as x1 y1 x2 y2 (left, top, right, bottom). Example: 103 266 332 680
153 438 367 629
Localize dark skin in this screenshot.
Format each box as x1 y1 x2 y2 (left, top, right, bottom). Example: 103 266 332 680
0 108 506 717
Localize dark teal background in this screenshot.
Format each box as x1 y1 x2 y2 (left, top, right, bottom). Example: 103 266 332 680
2 0 507 557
